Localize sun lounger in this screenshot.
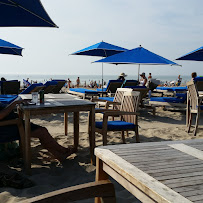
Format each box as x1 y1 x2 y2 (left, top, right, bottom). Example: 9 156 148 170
0 80 20 95
51 79 66 93
0 95 18 104
43 81 58 94
121 80 138 88
96 80 123 94
20 83 44 94
68 88 99 99
155 86 187 92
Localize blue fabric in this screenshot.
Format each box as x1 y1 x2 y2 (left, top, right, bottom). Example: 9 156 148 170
94 46 179 65
194 77 203 82
200 106 203 110
0 95 18 104
72 41 128 57
95 121 136 131
0 0 57 27
96 88 107 92
0 38 23 56
20 83 43 94
150 97 186 103
156 86 187 91
176 93 187 99
98 97 114 102
176 47 203 61
23 79 31 86
69 88 98 94
44 81 58 87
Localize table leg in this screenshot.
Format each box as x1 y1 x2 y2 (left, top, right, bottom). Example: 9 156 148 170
95 157 116 203
64 112 68 135
186 92 190 126
89 106 96 164
24 111 31 175
74 112 79 151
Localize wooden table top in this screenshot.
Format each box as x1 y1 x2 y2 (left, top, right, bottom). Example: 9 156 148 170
95 139 203 203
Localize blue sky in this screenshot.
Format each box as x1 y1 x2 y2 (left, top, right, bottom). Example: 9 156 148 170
0 0 203 77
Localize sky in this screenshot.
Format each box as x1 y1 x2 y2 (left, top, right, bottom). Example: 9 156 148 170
1 0 203 77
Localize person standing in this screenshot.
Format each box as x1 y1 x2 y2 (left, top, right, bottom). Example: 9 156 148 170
67 78 71 88
76 77 80 87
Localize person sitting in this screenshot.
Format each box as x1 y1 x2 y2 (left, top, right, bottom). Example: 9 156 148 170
139 72 147 86
0 100 75 162
117 72 127 81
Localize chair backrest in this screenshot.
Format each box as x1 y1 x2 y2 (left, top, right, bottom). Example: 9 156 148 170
132 87 149 103
51 80 66 93
20 83 44 94
122 80 138 88
120 91 140 124
1 80 20 94
106 80 123 93
187 81 199 111
43 81 58 94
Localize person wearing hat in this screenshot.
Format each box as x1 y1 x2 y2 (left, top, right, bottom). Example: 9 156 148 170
139 72 147 86
117 72 127 81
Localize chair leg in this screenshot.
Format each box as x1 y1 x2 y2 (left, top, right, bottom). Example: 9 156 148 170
121 131 126 144
102 131 108 146
187 113 193 133
18 119 26 160
194 111 200 136
135 126 140 143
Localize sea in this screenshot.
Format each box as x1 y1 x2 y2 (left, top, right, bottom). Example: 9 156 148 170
1 74 191 86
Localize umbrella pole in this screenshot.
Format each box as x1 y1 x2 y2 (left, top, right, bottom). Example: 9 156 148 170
138 64 140 81
102 63 104 97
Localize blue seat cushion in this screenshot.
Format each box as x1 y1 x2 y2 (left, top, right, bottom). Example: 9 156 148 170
69 88 98 94
98 97 114 102
156 86 187 91
95 121 136 131
0 95 18 104
194 76 203 82
20 83 44 94
96 88 107 92
150 97 185 103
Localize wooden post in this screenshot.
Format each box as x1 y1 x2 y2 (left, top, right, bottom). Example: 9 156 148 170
64 112 68 136
89 106 96 164
24 111 31 175
73 112 79 151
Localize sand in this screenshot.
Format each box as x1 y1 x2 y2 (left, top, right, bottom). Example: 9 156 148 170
0 104 202 203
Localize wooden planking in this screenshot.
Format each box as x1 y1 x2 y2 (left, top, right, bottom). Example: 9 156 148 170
175 183 203 193
95 148 192 203
169 144 203 161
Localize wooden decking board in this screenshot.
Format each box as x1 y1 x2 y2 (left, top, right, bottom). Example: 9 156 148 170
174 183 203 193
161 175 203 185
181 189 203 198
144 163 203 174
187 194 203 202
149 167 203 177
167 179 203 189
156 171 203 181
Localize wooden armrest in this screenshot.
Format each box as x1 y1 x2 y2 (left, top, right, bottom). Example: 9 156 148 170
104 111 139 116
95 108 120 113
0 119 20 126
20 180 115 203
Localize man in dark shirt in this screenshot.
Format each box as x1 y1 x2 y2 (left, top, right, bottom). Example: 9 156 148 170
0 100 75 162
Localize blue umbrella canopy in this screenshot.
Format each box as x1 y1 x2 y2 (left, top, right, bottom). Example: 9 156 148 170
0 0 57 27
0 38 23 56
176 46 203 61
94 46 178 65
71 41 128 57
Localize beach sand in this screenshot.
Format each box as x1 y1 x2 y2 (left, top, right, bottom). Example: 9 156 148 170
0 106 202 203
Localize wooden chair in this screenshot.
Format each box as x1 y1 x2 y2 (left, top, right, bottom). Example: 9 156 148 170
0 118 25 160
187 80 203 136
95 91 140 145
20 180 116 203
1 80 20 94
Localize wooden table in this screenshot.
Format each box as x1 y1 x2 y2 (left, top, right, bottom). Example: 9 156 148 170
19 96 95 174
95 139 203 203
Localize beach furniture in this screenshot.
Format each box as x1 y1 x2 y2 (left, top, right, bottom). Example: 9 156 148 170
0 80 20 95
121 79 138 88
18 96 96 174
187 79 203 136
42 81 58 94
51 79 66 93
95 139 203 203
20 83 44 94
0 95 18 104
68 88 99 99
95 91 140 145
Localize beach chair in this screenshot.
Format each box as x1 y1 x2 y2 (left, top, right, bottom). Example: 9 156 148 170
20 83 44 94
51 79 66 93
95 91 140 145
0 80 20 95
43 81 58 94
187 79 203 136
121 80 138 88
68 88 99 99
96 80 123 94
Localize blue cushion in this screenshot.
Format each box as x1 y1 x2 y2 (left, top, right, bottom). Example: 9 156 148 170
20 83 44 94
156 86 187 92
0 95 18 104
95 121 136 131
194 77 203 82
96 88 107 92
44 81 58 87
69 88 98 94
98 97 114 102
150 97 186 103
